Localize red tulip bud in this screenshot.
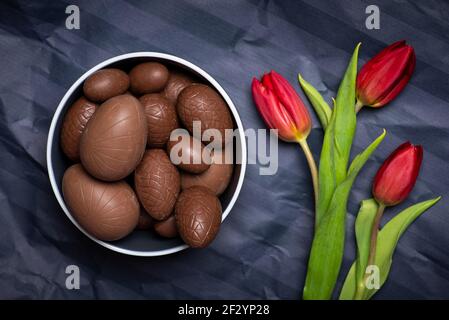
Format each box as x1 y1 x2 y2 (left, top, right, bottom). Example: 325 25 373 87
357 40 416 108
251 70 311 142
372 142 423 206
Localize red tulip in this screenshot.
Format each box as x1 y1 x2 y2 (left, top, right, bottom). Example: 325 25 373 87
372 142 423 206
356 40 416 110
252 70 318 207
252 70 311 142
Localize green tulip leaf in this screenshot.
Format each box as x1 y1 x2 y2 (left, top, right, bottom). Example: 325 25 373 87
339 196 442 300
339 199 378 300
316 43 360 227
298 73 332 130
303 129 385 300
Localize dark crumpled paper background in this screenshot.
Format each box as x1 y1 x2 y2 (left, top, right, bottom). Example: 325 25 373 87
1 0 448 299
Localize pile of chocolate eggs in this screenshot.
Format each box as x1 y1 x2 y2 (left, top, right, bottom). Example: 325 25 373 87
60 62 234 248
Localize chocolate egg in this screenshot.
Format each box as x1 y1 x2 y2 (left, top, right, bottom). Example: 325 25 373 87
134 149 180 221
129 62 169 95
175 186 222 248
181 148 233 195
154 215 178 238
139 94 179 147
163 71 195 105
176 84 233 146
60 96 97 161
62 164 139 241
136 209 154 230
80 94 147 181
83 68 129 102
166 133 210 174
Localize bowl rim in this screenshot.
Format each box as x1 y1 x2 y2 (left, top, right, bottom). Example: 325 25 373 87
46 52 247 257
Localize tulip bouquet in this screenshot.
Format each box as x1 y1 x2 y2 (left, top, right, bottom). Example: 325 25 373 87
252 41 441 300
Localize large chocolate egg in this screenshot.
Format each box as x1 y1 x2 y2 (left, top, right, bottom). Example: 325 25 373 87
80 95 147 181
139 94 178 147
129 62 169 95
83 68 129 102
176 84 233 146
181 148 233 195
134 149 180 221
62 164 139 241
166 133 210 174
60 96 97 162
175 186 222 248
154 215 178 238
163 71 195 105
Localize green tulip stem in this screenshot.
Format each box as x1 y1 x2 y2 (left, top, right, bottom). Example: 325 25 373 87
355 100 364 113
354 202 386 300
298 139 319 209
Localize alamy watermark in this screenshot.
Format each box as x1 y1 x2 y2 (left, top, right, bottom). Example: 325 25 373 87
168 121 279 176
65 5 80 30
65 264 80 290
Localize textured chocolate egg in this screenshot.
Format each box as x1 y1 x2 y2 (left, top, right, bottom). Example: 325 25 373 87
154 215 178 238
80 95 147 181
175 186 222 248
181 148 234 195
166 133 210 174
129 62 169 95
176 84 233 146
136 209 154 230
163 71 195 105
60 96 97 161
134 149 181 221
83 68 129 102
139 94 179 147
62 164 139 241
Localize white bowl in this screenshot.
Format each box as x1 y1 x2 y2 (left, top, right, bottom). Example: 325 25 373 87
46 52 247 256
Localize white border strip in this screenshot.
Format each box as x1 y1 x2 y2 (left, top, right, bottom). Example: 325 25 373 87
46 52 247 257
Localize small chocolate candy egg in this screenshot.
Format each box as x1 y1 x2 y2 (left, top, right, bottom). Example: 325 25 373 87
177 84 233 146
163 71 195 105
139 94 179 148
80 94 147 181
134 149 181 221
60 96 97 161
181 148 233 195
166 133 210 174
83 68 129 102
62 164 139 241
136 209 154 230
154 215 178 238
129 62 169 95
175 186 222 248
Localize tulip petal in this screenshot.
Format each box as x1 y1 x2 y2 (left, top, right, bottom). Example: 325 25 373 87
269 70 311 138
373 50 416 107
372 141 423 206
262 73 274 91
251 78 275 129
357 41 415 107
